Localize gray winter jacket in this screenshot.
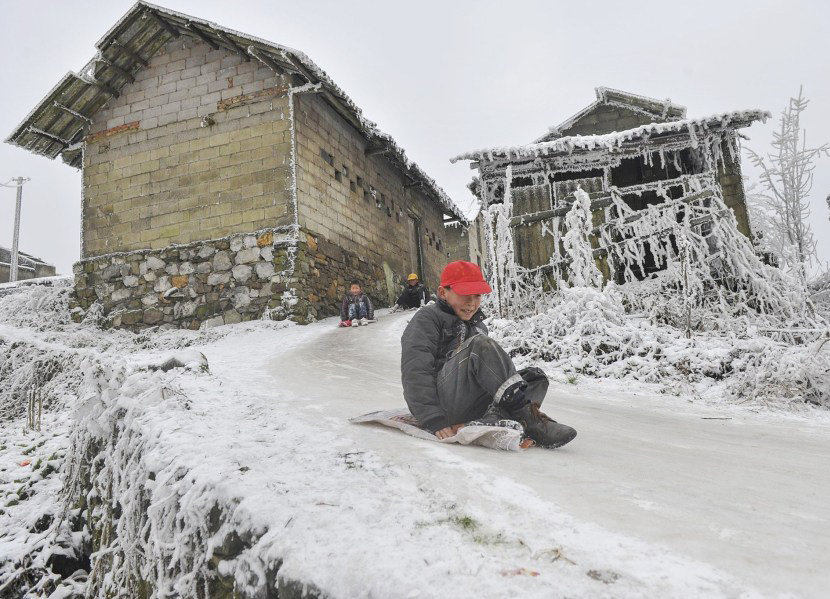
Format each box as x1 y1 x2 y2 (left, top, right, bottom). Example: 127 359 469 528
400 300 488 432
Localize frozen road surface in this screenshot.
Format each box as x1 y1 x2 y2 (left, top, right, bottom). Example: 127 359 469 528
206 309 830 598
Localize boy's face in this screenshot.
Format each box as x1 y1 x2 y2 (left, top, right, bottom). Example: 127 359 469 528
438 286 481 321
408 279 418 286
349 284 362 296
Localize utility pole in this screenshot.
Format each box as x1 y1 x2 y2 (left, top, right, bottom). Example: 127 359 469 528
1 177 30 283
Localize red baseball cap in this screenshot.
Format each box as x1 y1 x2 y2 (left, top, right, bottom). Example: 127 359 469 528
439 261 492 295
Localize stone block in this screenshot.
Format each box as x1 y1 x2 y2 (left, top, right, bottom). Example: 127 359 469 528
174 301 198 319
171 275 189 288
112 288 132 302
146 256 166 270
255 262 275 279
229 236 245 252
101 264 121 281
223 309 242 324
207 272 231 286
213 251 233 271
144 308 164 325
154 276 172 292
121 310 143 326
231 288 251 309
235 247 261 264
257 231 273 247
232 264 253 283
141 294 159 306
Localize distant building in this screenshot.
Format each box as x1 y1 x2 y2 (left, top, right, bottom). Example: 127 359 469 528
454 87 767 283
7 2 480 330
0 247 56 283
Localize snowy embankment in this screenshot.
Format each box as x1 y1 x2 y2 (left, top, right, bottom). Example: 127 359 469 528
2 280 829 597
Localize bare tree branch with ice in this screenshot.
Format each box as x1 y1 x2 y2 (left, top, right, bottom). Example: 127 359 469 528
745 86 830 281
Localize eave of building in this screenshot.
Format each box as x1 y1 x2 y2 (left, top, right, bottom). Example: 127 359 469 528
533 87 688 144
5 1 468 225
452 109 770 168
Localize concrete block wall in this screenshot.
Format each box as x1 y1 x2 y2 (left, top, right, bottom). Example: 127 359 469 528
82 37 295 258
292 93 468 297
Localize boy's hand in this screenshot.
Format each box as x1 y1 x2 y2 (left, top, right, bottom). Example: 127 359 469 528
435 424 464 439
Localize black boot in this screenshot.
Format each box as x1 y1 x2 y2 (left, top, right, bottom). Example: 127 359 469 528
468 403 523 431
508 403 577 448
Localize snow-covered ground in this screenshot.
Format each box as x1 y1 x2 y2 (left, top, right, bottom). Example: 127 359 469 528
2 282 829 597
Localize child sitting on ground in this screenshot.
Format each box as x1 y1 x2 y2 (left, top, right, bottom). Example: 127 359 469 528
340 281 375 327
400 261 577 448
390 273 430 312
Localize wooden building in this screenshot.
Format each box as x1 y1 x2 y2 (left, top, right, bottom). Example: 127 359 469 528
453 88 767 285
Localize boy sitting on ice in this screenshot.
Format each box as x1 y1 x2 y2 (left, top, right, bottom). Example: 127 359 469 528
400 261 576 448
340 280 375 327
390 273 430 312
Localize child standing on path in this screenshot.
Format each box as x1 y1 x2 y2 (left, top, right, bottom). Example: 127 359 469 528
400 261 576 448
340 281 375 327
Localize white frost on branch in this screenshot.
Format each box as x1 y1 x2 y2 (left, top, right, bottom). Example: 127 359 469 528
745 87 830 280
562 188 602 288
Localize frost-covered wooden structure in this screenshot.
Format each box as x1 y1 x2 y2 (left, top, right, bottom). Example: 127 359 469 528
453 88 769 290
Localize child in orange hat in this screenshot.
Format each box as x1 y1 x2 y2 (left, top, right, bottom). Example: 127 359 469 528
390 273 431 312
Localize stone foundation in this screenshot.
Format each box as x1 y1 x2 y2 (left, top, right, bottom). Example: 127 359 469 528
72 228 297 331
72 227 410 331
289 230 402 323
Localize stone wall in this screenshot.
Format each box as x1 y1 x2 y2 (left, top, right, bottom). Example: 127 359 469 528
293 93 468 293
83 37 295 257
71 224 428 330
288 229 403 322
72 228 296 331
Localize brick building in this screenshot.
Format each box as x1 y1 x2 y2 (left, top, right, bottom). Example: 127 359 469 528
7 2 480 329
453 88 766 284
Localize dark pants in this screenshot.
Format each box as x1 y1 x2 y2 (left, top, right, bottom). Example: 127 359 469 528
348 302 369 320
436 334 548 425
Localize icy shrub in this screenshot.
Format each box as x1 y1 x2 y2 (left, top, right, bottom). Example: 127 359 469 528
488 287 650 376
487 285 830 407
728 336 830 408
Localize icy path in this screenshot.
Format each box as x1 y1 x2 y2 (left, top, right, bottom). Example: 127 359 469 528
204 310 830 598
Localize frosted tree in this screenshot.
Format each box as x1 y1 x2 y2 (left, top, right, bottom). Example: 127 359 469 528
745 87 829 281
484 166 519 318
562 188 603 288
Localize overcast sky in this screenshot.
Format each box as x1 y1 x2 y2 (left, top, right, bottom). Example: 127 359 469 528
2 0 829 275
